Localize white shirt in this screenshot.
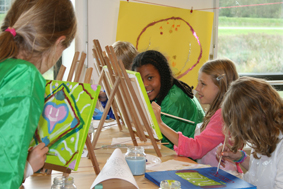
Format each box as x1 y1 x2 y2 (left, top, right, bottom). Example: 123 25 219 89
244 133 283 189
24 161 34 179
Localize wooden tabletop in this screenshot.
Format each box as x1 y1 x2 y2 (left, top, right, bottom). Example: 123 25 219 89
21 123 196 189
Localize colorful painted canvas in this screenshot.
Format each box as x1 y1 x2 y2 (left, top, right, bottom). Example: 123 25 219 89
116 1 214 88
145 167 256 189
30 80 101 171
103 66 162 140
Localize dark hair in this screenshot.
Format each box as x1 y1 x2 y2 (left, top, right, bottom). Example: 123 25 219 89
132 50 194 105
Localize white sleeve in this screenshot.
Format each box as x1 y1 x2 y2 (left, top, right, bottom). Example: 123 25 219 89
24 161 34 179
274 141 283 189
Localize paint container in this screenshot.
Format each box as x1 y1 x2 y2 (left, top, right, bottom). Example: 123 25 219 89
125 146 146 176
160 180 181 189
51 176 77 189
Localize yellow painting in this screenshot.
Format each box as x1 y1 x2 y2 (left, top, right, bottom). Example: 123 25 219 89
116 1 214 88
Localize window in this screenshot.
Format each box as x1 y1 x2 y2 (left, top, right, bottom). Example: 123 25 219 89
0 0 11 22
217 0 283 90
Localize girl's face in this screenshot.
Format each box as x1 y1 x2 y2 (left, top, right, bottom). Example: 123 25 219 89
136 64 161 101
195 72 219 105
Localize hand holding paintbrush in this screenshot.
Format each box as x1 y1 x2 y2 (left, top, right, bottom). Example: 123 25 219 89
27 143 49 172
216 136 227 174
216 138 250 175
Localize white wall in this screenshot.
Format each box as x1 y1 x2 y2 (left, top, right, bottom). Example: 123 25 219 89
86 0 218 83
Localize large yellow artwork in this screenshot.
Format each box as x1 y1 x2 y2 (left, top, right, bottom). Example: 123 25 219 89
116 1 214 87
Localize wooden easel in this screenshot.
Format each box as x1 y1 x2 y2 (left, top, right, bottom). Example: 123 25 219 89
43 51 100 175
92 44 123 132
91 40 162 157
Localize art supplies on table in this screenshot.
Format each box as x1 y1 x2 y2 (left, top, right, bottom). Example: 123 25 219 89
90 148 139 189
30 80 100 171
145 167 256 189
146 159 210 172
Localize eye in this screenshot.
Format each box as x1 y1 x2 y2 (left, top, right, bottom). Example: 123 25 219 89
201 82 206 86
148 76 153 81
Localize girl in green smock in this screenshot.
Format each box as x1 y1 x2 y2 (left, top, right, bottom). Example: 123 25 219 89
0 0 77 188
132 50 204 149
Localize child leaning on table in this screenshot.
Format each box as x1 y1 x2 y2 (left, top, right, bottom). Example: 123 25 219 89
132 50 205 150
152 59 242 176
217 76 283 188
0 0 77 188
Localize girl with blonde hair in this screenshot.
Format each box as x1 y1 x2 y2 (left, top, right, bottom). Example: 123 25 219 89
152 59 242 175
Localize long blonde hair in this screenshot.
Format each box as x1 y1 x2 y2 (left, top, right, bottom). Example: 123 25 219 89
222 77 283 158
0 0 77 66
200 59 239 131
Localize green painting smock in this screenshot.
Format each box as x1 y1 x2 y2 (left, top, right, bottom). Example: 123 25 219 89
0 59 45 188
159 84 204 150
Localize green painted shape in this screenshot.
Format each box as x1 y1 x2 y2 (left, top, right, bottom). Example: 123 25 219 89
176 172 222 187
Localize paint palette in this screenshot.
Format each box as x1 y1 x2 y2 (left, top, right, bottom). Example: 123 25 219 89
30 80 100 171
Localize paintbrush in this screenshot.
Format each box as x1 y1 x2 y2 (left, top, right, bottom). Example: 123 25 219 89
161 112 195 124
216 135 227 174
47 152 57 156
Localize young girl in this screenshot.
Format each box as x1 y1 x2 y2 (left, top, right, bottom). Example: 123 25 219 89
0 0 77 188
152 58 241 175
218 77 283 188
98 41 138 119
132 50 204 149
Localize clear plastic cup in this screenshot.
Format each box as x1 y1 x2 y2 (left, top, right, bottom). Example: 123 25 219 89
160 180 181 189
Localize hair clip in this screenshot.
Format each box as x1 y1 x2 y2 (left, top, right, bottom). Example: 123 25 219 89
216 74 225 81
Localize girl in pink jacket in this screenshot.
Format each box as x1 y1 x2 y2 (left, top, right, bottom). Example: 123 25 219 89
152 59 242 176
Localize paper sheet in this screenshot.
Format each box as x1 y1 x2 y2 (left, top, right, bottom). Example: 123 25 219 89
147 159 210 172
111 137 161 149
90 148 139 189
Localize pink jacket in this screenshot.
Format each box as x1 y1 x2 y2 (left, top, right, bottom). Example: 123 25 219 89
174 109 240 173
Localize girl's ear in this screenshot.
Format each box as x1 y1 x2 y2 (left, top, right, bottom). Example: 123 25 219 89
55 36 66 46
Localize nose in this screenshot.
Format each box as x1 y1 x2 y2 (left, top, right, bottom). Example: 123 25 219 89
143 80 149 88
195 83 200 92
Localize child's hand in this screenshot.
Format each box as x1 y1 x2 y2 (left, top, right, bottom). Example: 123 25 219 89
27 143 49 172
151 102 162 124
216 144 241 163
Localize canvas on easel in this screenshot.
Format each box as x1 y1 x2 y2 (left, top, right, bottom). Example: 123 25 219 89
103 67 162 140
31 51 101 175
30 80 100 171
91 39 162 157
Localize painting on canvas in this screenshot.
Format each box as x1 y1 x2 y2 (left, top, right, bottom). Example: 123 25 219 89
30 80 100 171
103 66 162 140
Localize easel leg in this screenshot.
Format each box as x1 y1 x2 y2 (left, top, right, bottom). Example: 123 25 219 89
86 135 100 174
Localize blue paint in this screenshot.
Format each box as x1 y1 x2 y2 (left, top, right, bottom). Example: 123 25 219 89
42 136 50 146
125 157 146 176
70 118 78 128
55 90 65 101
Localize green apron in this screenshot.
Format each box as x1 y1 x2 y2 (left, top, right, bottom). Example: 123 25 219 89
159 84 204 149
0 59 45 189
